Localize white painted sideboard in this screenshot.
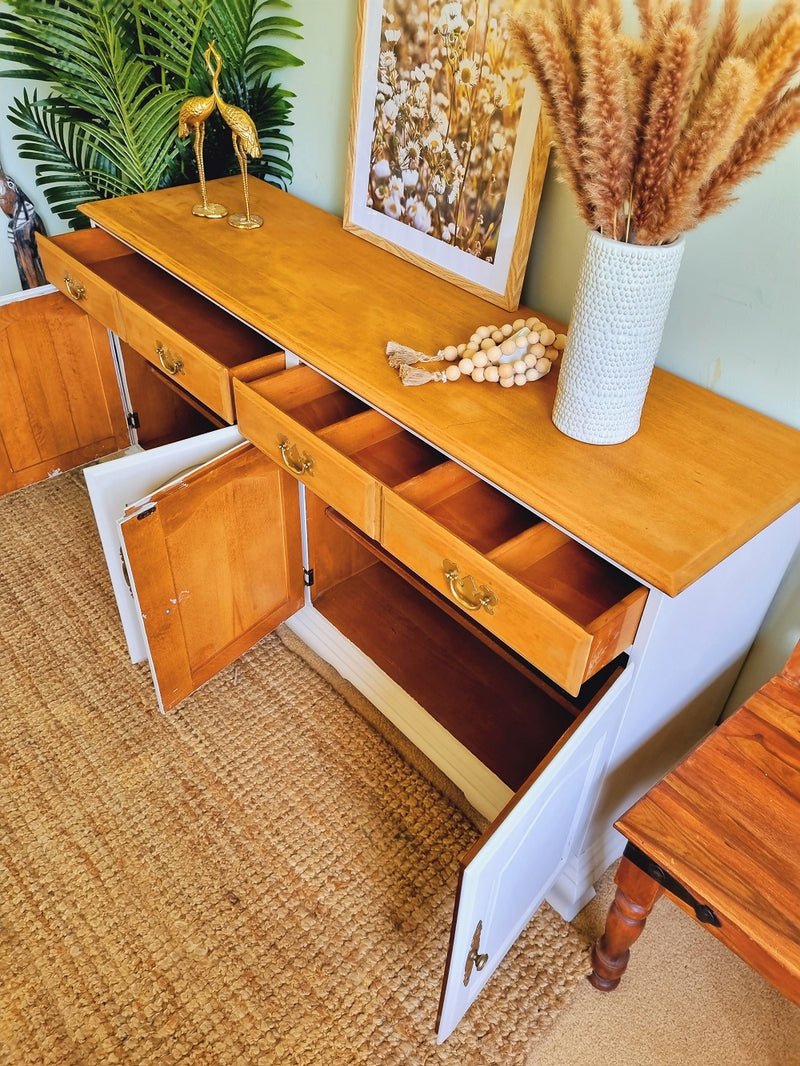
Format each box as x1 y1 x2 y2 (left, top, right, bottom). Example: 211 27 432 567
33 176 800 1040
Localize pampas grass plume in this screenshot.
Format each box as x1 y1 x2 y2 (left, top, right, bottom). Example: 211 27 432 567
512 0 800 243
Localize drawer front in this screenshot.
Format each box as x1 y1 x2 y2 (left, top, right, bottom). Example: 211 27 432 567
234 378 382 538
383 489 604 695
119 297 234 422
37 235 121 333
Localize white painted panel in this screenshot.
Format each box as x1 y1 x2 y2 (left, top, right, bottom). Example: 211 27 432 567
83 426 244 662
436 667 632 1042
551 503 800 916
581 503 800 858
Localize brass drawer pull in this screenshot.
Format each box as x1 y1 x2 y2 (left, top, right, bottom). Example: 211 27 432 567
278 438 315 477
443 559 498 614
64 273 86 301
155 342 184 375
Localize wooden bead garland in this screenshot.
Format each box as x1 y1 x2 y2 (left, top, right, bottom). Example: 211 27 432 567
386 317 566 388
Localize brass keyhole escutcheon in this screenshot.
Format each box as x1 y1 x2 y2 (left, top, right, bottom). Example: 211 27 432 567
463 921 489 985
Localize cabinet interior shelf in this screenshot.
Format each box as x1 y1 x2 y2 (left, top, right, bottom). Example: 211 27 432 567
310 504 624 792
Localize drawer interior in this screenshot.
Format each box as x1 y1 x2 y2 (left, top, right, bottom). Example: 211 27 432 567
104 257 273 368
305 497 624 792
50 231 274 369
48 228 136 273
257 365 369 428
395 462 645 625
257 367 449 486
397 462 540 554
490 526 643 626
320 410 449 486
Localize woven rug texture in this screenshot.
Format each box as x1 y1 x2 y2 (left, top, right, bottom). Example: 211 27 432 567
0 471 590 1066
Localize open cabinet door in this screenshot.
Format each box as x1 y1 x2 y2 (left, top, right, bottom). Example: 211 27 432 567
1 288 130 495
119 441 304 712
84 425 247 663
436 668 632 1042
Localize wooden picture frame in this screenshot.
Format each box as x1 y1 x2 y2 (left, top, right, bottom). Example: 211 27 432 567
343 0 551 311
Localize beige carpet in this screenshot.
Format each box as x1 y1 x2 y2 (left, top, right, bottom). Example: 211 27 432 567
0 471 590 1065
534 863 800 1066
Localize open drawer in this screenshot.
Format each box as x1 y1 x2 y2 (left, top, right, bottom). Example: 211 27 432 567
37 229 131 334
382 463 648 695
234 365 448 539
115 289 276 423
37 229 280 423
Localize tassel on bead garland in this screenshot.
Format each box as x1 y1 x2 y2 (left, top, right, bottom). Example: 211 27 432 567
386 341 440 368
386 317 567 388
398 364 448 385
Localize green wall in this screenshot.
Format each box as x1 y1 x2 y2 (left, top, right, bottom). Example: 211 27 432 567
279 0 799 430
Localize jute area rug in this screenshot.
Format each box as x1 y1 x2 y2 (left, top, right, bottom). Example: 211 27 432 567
0 471 590 1066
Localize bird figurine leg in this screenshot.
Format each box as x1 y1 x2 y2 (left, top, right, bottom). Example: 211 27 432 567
228 136 263 230
205 40 263 229
178 57 227 221
191 122 228 219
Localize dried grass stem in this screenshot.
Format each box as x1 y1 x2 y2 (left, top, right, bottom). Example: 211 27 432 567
512 0 800 244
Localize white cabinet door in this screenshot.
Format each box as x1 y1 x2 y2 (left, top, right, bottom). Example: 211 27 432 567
436 667 632 1042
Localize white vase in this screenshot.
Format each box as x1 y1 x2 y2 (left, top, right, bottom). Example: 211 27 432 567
552 229 685 445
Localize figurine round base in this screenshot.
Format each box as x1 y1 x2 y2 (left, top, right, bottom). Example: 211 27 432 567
228 212 263 230
192 202 228 219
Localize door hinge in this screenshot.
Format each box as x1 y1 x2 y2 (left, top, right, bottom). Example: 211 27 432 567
303 567 314 587
127 411 141 430
137 504 156 521
119 550 131 592
463 921 489 985
623 842 721 926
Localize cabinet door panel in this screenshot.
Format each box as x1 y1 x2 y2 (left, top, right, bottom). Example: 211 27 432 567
436 667 632 1042
120 442 304 711
0 290 129 494
83 425 246 663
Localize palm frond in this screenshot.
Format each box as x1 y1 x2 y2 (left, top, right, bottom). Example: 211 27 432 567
132 0 214 88
0 0 302 223
6 90 105 227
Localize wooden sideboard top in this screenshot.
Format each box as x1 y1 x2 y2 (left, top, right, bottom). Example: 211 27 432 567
81 176 800 596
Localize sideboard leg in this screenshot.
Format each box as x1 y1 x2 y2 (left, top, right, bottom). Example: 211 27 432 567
589 854 663 990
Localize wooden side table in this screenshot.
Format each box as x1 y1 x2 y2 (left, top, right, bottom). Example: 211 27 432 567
590 641 800 1004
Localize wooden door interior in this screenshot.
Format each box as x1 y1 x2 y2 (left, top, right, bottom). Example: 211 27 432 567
0 289 129 495
118 441 305 711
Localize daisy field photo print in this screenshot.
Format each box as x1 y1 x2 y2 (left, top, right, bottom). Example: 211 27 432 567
344 0 551 309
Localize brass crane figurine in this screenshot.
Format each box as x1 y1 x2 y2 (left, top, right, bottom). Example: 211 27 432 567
177 43 227 218
207 41 264 229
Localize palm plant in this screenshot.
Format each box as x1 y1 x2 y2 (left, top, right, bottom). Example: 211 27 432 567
0 0 302 229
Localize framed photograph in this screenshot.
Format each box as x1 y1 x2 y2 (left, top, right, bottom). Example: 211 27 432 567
344 0 551 311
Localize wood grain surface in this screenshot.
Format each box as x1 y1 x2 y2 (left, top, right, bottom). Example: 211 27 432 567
616 646 800 1002
80 178 800 595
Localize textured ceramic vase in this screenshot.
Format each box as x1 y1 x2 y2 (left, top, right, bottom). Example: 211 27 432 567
552 229 685 445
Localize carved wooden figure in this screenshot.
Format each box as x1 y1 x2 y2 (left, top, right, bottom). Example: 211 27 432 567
0 163 46 290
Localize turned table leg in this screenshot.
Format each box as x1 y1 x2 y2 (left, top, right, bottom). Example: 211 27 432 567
589 854 664 990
